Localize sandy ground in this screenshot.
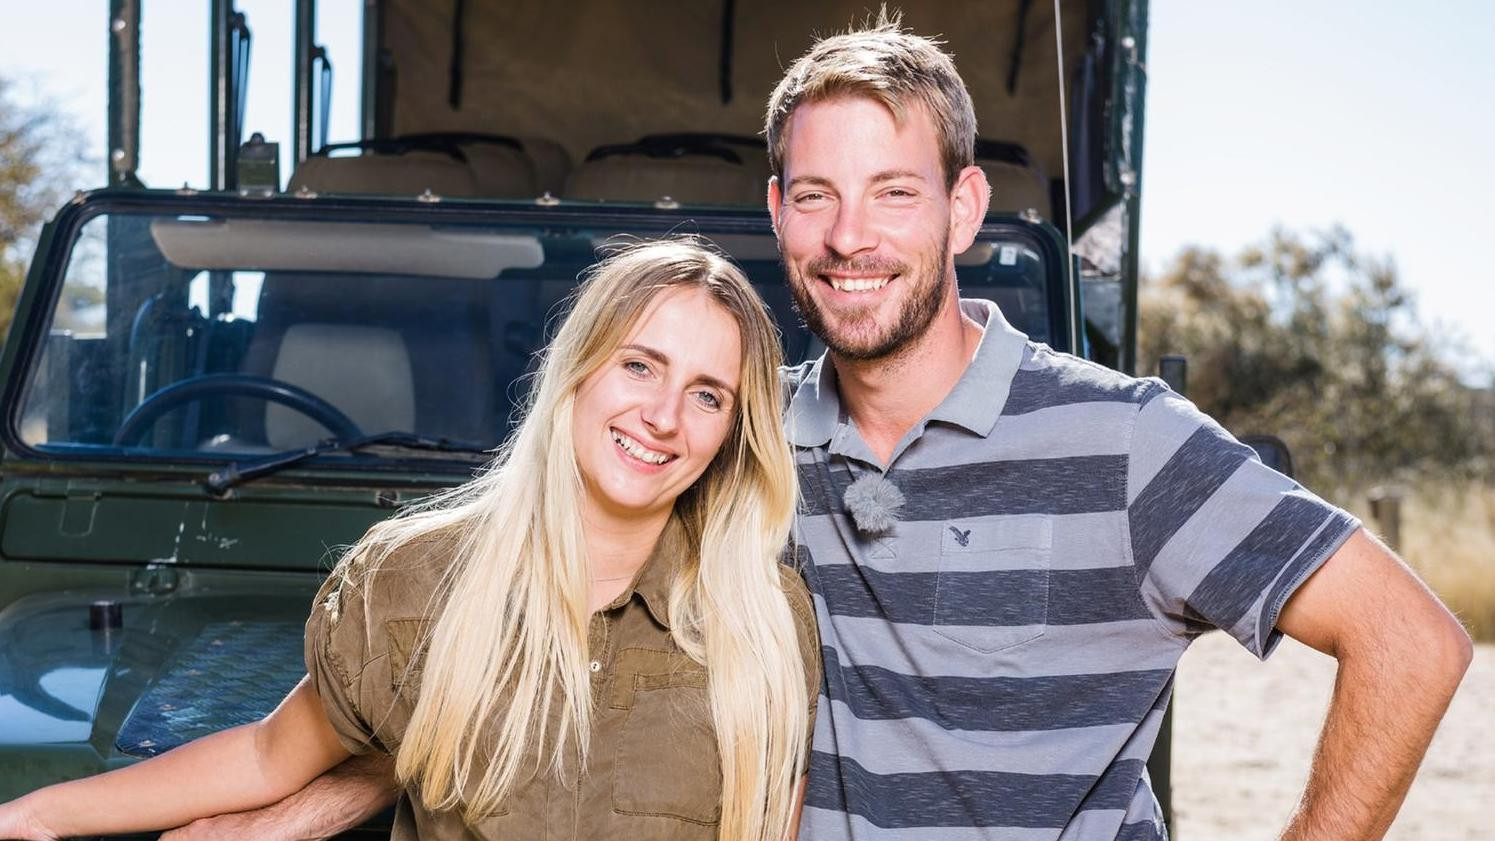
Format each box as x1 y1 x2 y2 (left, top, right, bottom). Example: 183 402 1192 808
1171 632 1493 840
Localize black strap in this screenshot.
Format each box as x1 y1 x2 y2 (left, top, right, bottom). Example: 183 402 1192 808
1006 0 1034 95
719 0 736 104
448 0 466 109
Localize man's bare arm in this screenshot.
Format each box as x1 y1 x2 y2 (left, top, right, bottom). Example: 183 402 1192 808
1274 528 1472 840
159 752 400 841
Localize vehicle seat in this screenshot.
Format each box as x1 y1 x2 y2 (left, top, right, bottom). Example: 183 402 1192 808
565 134 770 206
289 150 483 198
393 133 541 198
515 136 573 195
237 272 503 448
265 324 416 447
976 139 1051 220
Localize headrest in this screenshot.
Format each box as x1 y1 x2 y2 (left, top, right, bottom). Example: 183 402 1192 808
287 151 483 198
267 324 415 447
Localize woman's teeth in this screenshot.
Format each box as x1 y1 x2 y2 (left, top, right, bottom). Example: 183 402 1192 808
828 276 891 292
612 429 672 465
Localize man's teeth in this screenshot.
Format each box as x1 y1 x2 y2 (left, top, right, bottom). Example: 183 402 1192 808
829 276 892 292
612 430 672 465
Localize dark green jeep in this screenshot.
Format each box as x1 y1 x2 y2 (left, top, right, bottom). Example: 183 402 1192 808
0 1 1148 836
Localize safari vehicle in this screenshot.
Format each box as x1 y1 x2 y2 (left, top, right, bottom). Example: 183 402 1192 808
0 0 1150 836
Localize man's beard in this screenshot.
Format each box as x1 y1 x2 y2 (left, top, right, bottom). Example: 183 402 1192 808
786 233 952 362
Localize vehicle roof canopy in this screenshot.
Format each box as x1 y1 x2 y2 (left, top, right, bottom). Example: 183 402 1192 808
383 0 1091 178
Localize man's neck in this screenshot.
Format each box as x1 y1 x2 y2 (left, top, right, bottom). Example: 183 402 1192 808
832 294 983 466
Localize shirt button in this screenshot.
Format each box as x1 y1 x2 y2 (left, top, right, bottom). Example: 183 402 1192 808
589 660 602 673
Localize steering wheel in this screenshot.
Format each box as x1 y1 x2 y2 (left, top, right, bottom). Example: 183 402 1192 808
113 373 363 446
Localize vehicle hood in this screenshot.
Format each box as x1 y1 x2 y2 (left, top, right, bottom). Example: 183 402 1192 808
0 578 316 758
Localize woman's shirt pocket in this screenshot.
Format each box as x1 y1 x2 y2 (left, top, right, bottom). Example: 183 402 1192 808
933 514 1053 653
607 646 721 829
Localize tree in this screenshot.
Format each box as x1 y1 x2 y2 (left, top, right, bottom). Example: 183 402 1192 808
1 75 89 347
1140 227 1490 497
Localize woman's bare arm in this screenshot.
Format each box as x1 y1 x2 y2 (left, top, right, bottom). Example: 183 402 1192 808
0 677 350 840
158 753 400 841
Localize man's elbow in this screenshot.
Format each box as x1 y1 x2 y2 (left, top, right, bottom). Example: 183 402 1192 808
1411 607 1473 698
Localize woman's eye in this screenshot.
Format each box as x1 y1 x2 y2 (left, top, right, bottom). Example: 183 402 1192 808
694 390 722 410
624 360 651 377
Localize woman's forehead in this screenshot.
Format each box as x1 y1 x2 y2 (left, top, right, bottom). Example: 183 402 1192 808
625 287 743 387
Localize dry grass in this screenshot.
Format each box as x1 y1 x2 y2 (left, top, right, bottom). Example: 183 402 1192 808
1348 482 1495 642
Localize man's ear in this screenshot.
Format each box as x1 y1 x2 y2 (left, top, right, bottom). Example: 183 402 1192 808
767 174 784 231
948 164 990 255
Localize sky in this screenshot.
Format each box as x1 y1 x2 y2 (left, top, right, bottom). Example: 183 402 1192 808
2 1 1492 374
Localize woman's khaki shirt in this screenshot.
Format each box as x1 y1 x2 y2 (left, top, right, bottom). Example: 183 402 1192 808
303 523 821 841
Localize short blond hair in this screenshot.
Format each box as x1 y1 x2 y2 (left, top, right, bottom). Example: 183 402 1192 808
764 10 977 190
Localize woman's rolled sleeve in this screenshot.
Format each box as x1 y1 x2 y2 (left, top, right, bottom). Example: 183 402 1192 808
304 569 384 756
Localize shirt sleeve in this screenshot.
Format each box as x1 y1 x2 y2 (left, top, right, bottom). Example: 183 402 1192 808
778 564 823 767
1126 385 1361 659
304 563 386 756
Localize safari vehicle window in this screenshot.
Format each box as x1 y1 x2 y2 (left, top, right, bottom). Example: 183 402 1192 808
15 205 1057 466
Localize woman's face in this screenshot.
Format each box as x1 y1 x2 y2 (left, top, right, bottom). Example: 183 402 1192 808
571 287 744 525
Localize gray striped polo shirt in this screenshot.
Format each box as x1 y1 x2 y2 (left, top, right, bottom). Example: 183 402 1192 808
785 298 1359 841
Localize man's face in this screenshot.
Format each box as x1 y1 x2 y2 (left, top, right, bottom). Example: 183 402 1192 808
769 96 957 361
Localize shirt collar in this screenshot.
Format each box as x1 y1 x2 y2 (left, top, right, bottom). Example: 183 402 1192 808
602 516 686 629
926 298 1029 438
784 298 1028 448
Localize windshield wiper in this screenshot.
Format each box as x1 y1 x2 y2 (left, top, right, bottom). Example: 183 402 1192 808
204 431 492 495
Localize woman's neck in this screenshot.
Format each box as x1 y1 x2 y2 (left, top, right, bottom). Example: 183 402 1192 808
580 503 671 611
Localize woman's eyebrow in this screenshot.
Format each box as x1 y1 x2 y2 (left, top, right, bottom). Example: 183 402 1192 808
620 343 737 396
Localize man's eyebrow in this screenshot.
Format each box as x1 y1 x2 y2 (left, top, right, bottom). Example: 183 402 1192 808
784 170 926 191
620 343 738 396
784 175 834 192
871 169 925 183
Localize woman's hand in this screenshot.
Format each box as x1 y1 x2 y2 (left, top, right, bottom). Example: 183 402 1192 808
0 797 59 841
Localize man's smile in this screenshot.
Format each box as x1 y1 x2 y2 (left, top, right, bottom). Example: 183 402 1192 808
822 272 896 293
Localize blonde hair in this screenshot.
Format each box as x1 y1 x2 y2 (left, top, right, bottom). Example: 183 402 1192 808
764 8 977 190
335 238 807 840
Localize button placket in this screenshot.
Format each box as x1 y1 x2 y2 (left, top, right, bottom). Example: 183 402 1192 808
587 610 614 704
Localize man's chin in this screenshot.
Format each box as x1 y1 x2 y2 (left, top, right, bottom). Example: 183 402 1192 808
821 324 900 361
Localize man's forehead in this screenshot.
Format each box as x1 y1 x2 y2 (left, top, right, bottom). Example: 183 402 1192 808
780 95 942 180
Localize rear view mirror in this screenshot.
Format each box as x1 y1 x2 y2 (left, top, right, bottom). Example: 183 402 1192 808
1240 434 1294 479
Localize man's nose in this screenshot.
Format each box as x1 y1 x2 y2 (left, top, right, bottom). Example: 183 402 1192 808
826 200 879 257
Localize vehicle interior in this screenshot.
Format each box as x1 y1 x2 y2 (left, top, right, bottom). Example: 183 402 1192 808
18 208 1061 461
16 0 1117 465
287 0 1105 225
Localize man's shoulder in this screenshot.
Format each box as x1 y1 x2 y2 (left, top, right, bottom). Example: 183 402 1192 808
1002 342 1170 416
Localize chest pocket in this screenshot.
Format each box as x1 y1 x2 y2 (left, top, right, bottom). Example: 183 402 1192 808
934 515 1053 653
609 647 721 827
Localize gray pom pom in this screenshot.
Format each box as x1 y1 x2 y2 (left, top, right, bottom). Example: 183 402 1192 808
843 473 905 535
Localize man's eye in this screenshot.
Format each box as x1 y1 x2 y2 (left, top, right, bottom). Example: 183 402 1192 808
794 192 827 204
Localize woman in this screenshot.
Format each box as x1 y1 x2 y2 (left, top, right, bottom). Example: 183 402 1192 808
0 239 818 841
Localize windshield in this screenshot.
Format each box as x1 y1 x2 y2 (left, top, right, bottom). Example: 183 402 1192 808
15 204 1058 466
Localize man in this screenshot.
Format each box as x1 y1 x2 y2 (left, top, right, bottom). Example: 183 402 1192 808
168 16 1471 841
